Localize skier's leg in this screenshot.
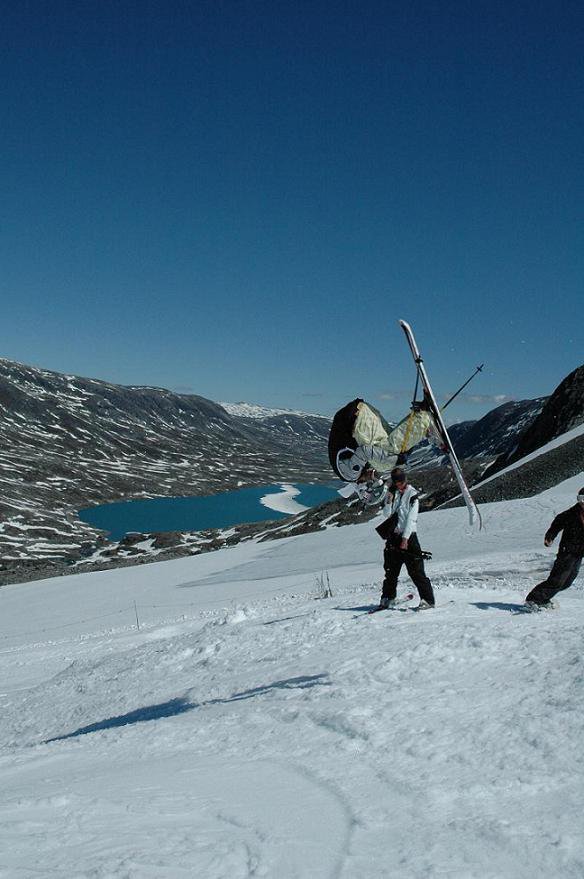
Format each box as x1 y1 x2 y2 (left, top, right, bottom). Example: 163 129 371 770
526 553 581 605
352 404 432 475
385 410 433 457
382 543 403 602
403 534 435 605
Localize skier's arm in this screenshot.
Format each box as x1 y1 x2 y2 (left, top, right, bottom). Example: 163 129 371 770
383 490 396 520
402 495 419 541
384 483 395 507
545 511 567 546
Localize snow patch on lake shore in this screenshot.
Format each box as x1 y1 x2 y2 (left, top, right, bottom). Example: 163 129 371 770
260 483 309 515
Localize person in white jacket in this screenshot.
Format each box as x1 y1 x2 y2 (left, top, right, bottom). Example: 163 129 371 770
377 467 435 610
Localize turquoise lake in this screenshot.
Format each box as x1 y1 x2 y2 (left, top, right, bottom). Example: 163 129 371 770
78 483 340 541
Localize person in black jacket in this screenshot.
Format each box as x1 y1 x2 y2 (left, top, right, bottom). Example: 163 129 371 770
525 488 584 609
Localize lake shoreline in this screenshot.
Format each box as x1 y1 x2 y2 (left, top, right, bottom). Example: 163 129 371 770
78 482 339 542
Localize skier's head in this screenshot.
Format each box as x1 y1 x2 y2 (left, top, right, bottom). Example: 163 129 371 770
391 467 407 487
358 465 378 483
578 488 584 507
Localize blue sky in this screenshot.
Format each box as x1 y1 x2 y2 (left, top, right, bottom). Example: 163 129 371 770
2 0 583 423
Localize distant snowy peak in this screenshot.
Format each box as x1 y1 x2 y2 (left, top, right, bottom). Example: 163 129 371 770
220 402 328 421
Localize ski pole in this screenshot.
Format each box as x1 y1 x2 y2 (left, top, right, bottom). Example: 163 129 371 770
394 547 433 560
442 364 484 410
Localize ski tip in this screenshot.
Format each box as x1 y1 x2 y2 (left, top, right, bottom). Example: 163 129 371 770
468 507 484 530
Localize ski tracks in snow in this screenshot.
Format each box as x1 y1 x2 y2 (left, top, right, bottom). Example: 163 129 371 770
0 756 352 879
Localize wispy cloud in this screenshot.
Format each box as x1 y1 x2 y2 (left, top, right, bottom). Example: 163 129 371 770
172 385 198 395
375 389 513 408
376 390 411 402
463 394 513 405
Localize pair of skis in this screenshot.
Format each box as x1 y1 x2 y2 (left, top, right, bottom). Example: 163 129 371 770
367 593 414 614
399 320 482 529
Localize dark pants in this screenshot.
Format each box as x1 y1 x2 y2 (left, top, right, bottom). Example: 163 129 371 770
526 551 582 605
382 533 435 605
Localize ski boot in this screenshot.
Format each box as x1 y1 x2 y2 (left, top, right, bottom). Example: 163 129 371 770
412 599 434 611
524 600 558 612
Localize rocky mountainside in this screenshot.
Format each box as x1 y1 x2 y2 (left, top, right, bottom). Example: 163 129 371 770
448 398 547 459
443 426 584 510
402 397 546 478
481 364 584 480
0 358 331 562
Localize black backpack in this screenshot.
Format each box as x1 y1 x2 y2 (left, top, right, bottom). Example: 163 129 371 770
328 398 363 478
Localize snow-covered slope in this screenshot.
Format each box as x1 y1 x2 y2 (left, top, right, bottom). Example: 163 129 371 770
1 472 583 878
221 402 321 419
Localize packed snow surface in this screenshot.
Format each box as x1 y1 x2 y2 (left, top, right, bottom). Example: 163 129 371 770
1 474 583 878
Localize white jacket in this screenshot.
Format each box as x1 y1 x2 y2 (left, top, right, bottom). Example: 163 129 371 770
384 484 420 540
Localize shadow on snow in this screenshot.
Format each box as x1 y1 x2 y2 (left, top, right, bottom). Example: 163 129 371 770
472 601 529 613
335 604 379 613
44 674 331 743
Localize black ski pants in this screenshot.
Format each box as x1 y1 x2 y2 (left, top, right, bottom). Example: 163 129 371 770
526 551 582 605
382 533 435 606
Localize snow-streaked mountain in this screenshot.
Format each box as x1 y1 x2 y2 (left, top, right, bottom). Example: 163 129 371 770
221 402 322 419
405 397 546 472
1 465 583 877
449 397 548 459
481 363 584 479
0 358 330 562
443 420 584 510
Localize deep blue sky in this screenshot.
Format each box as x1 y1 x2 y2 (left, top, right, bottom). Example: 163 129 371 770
2 0 583 423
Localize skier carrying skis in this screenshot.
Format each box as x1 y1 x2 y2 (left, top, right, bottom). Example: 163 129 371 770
376 467 435 610
524 488 584 610
328 321 483 527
